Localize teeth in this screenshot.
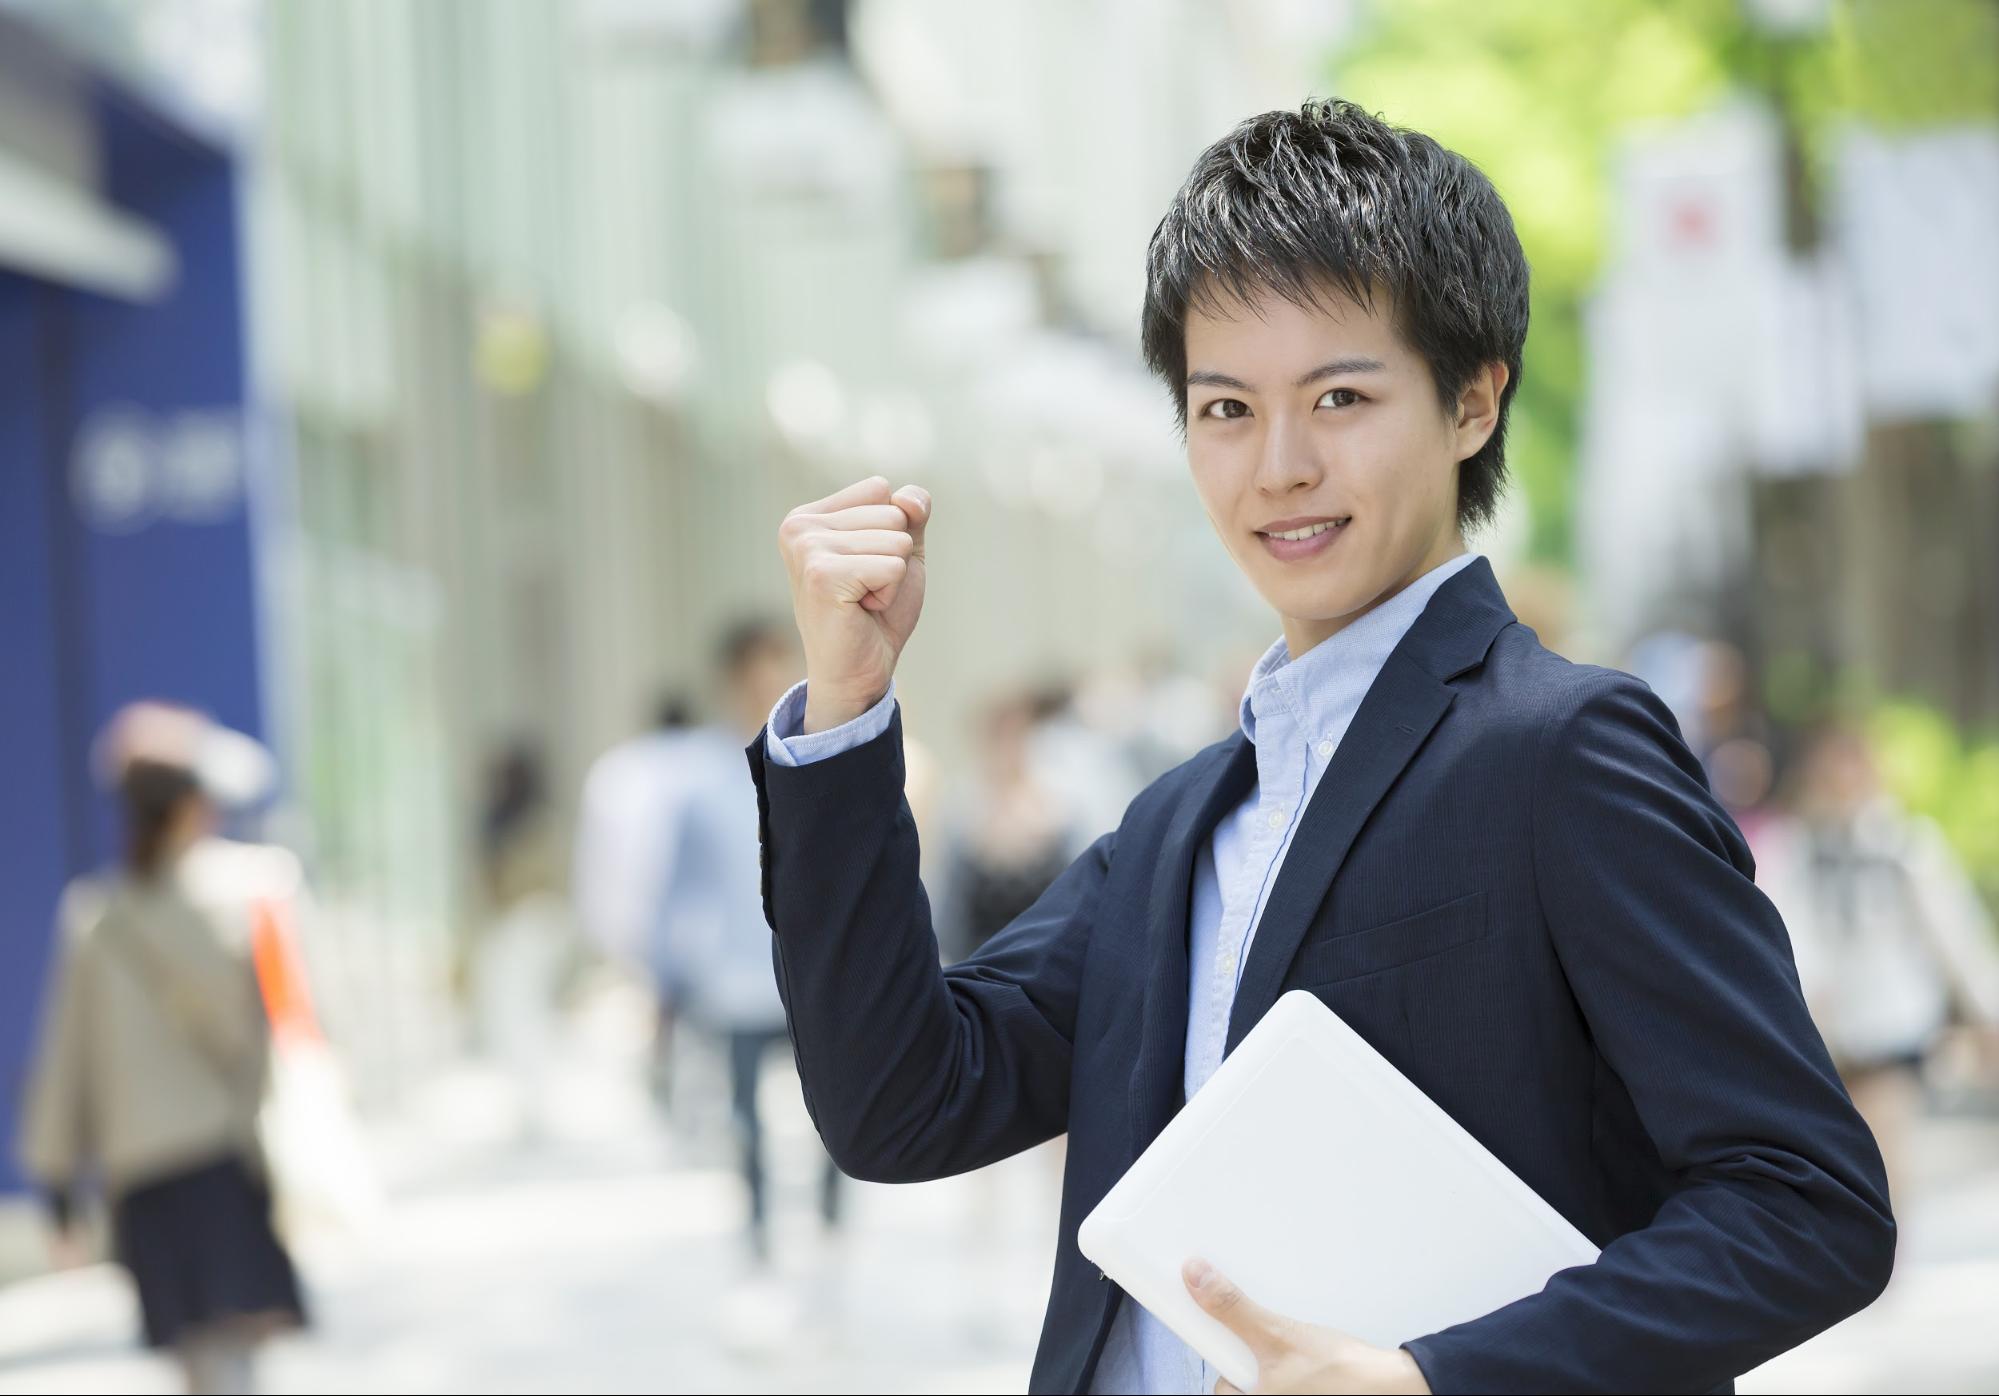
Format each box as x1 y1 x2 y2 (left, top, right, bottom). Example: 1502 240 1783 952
1269 521 1341 541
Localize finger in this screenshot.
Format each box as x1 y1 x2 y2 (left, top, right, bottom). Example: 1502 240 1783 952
808 529 916 559
794 475 892 517
804 551 907 608
892 484 931 557
814 504 916 532
1184 1259 1285 1352
857 550 907 612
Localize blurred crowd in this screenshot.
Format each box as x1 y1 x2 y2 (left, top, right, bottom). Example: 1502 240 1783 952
16 599 1999 1391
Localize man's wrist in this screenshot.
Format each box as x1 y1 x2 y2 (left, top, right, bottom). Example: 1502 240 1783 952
802 684 887 735
1378 1344 1432 1394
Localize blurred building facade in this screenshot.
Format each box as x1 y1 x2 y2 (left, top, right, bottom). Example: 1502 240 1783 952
1576 20 1999 737
238 0 1306 1092
0 8 264 1191
1 0 1360 1151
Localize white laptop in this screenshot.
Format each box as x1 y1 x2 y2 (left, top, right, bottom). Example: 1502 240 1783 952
1079 990 1599 1391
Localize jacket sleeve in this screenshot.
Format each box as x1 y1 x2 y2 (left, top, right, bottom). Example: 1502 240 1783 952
746 704 1110 1184
18 889 98 1190
1404 671 1896 1395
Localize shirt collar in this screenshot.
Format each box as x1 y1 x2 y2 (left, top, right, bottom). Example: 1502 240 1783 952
1238 552 1481 745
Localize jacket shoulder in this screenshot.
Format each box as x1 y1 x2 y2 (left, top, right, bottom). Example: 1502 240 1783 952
1477 625 1678 747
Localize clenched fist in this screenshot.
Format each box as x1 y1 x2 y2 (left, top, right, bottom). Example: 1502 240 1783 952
778 475 931 735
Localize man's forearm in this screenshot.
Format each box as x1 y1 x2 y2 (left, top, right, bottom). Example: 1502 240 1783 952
750 706 1096 1184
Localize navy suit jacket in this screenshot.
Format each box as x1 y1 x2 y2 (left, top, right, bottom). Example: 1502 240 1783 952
746 558 1894 1394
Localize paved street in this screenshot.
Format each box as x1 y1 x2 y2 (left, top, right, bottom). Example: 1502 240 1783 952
1 985 1994 1394
0 985 1062 1394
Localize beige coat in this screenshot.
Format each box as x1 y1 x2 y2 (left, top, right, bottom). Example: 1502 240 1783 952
19 839 295 1198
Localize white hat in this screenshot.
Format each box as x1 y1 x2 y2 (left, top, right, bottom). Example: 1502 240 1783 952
93 701 278 810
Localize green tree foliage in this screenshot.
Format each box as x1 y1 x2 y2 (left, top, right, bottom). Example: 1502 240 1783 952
1871 700 1999 902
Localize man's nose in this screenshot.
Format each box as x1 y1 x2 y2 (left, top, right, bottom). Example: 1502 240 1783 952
1254 412 1323 495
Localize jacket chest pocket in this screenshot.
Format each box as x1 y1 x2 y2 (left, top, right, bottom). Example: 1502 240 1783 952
1290 890 1489 986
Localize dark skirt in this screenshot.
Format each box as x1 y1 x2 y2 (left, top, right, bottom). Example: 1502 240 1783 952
112 1154 307 1349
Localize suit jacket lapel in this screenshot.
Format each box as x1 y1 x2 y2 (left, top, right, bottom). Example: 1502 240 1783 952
1224 557 1519 1052
1129 733 1256 1157
1224 654 1452 1050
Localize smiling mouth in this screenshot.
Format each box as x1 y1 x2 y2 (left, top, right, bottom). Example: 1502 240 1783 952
1256 516 1351 560
1258 517 1350 541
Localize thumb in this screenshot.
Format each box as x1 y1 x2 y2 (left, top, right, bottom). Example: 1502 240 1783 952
1184 1258 1286 1352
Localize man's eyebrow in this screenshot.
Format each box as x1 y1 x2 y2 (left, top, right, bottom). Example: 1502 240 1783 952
1185 370 1252 393
1184 357 1389 394
1292 356 1387 387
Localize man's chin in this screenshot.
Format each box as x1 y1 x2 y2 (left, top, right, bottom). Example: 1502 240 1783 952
1268 582 1373 625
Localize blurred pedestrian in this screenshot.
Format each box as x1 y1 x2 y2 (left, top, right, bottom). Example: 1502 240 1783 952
936 691 1079 1301
1025 676 1144 859
19 703 306 1395
659 620 841 1265
574 693 699 1111
939 693 1078 964
1760 721 1999 1223
1132 650 1234 783
471 741 571 1143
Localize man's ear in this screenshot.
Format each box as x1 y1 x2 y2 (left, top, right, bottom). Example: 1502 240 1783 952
1454 362 1509 462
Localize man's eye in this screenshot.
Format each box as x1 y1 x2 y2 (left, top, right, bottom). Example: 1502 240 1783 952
1317 388 1361 409
1201 399 1250 421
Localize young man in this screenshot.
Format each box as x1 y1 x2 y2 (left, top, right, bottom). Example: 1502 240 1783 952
746 101 1892 1394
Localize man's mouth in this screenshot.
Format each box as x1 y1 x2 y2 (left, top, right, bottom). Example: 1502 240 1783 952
1257 515 1351 559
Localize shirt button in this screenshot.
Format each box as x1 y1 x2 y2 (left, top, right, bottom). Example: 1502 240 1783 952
1317 739 1334 758
1266 810 1285 830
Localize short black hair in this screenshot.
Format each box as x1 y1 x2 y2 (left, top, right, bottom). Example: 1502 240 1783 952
1141 99 1530 532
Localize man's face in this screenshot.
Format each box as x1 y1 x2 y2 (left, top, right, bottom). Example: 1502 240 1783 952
1182 286 1497 654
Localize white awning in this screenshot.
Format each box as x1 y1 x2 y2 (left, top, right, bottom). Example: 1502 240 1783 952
0 145 176 301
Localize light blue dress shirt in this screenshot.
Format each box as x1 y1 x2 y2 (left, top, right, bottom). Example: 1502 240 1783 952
764 552 1480 1394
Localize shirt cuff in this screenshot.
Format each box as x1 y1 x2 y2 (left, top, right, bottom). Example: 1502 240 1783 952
763 679 897 767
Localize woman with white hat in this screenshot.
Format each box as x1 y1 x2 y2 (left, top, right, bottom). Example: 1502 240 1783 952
18 702 305 1395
